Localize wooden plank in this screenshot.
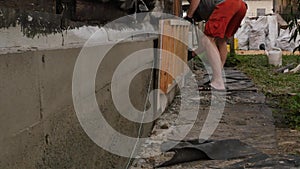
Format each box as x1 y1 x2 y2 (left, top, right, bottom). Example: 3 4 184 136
167 22 175 86
183 26 189 73
178 25 184 75
170 19 190 26
177 25 185 76
159 20 167 93
162 20 170 92
174 25 181 79
159 19 190 93
184 26 188 69
159 20 172 93
173 25 179 80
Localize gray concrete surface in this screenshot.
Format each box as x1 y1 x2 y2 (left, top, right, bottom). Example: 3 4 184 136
0 39 155 168
131 68 282 169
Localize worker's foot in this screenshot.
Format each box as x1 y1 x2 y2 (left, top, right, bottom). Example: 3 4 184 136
198 84 226 92
210 81 225 91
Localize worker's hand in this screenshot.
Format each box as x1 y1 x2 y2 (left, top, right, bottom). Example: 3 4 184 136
184 16 194 24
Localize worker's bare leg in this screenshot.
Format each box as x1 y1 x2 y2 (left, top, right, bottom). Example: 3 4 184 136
201 36 225 90
216 38 228 67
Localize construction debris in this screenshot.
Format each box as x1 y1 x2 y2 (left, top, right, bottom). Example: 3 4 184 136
291 64 300 73
274 63 300 74
274 63 295 73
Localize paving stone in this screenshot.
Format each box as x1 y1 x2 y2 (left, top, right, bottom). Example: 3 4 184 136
130 68 294 169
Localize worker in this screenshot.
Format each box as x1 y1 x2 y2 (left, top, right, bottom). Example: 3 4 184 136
185 0 247 91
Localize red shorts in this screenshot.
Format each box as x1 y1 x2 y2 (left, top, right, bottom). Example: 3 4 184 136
204 0 247 38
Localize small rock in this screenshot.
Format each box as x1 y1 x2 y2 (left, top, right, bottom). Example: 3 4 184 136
160 123 169 129
27 15 33 22
295 149 300 154
234 120 247 125
278 141 297 146
151 130 157 135
190 97 204 101
136 159 146 167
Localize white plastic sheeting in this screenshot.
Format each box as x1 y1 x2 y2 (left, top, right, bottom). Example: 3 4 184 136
276 28 300 51
248 16 269 50
235 18 250 50
266 16 279 49
236 15 298 51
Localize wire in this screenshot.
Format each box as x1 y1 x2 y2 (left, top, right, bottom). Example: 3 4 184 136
133 0 137 20
124 58 155 169
125 2 154 168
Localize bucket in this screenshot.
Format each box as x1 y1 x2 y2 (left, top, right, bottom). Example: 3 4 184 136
267 48 282 66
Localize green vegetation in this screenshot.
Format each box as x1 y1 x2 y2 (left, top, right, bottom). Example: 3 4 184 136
234 54 300 129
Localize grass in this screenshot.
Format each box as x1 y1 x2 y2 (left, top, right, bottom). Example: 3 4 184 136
233 54 300 129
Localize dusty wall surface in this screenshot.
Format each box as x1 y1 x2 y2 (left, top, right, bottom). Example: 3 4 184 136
0 39 155 169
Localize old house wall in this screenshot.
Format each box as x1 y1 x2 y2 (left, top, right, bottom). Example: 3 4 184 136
245 0 273 17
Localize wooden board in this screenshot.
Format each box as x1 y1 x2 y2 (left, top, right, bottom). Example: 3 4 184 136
159 19 189 93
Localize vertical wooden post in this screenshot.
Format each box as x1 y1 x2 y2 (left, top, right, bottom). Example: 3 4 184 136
173 0 182 16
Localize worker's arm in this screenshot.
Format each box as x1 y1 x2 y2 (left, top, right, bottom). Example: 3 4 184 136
187 0 201 18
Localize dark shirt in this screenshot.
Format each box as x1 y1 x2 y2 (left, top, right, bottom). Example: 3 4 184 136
193 0 225 21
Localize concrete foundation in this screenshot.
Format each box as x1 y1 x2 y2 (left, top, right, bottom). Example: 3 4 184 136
0 39 155 168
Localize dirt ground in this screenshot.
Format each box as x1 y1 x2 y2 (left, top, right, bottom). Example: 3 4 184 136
276 128 300 155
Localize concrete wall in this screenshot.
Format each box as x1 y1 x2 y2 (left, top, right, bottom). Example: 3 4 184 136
0 39 155 168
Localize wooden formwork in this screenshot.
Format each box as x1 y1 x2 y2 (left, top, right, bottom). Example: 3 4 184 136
159 19 190 94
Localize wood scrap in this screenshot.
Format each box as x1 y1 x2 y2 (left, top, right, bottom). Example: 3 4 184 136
290 64 300 73
274 63 295 73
